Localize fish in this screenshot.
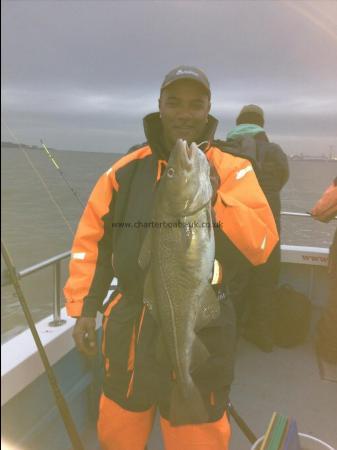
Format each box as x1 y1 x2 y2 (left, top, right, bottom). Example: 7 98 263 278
138 139 220 425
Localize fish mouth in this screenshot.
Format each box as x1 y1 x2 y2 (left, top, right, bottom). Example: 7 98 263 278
173 139 194 171
186 143 193 160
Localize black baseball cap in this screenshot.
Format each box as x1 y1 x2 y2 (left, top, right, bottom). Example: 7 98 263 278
160 65 211 97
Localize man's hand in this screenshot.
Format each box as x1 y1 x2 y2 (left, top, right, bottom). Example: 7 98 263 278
72 317 97 357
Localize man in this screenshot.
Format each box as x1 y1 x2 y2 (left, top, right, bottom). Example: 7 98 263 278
64 67 278 449
311 177 337 364
223 104 289 352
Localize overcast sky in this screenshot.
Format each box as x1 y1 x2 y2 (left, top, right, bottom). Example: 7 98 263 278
2 0 337 155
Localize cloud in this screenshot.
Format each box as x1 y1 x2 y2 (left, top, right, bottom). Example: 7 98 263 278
3 87 156 116
2 1 337 154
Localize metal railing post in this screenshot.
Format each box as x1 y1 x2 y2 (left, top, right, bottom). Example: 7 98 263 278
49 260 66 327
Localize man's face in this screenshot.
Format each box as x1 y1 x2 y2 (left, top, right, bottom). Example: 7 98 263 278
159 79 211 149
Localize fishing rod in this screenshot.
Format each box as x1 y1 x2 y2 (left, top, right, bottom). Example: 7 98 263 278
2 121 85 448
227 400 258 444
1 240 85 450
40 139 85 208
2 121 75 235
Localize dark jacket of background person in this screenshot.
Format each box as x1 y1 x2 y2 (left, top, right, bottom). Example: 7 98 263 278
225 106 289 230
215 105 289 351
247 133 288 231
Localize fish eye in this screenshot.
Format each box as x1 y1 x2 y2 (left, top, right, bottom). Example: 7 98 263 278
167 167 175 178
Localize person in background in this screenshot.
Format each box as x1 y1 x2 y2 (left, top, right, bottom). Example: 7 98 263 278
223 104 289 352
311 177 337 364
64 68 278 450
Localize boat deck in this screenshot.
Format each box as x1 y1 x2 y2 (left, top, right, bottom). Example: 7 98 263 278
3 244 336 450
146 318 337 449
80 308 336 450
228 337 336 449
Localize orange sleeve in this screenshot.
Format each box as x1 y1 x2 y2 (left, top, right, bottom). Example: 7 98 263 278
310 182 337 223
63 167 117 317
209 148 279 266
63 146 152 317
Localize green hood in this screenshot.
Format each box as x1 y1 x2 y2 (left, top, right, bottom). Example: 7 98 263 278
226 124 265 140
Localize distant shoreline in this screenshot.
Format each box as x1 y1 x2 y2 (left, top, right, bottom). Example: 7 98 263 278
289 158 337 162
2 141 337 161
1 141 123 156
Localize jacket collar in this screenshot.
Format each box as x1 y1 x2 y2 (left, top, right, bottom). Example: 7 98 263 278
143 112 219 160
226 124 265 140
226 124 269 143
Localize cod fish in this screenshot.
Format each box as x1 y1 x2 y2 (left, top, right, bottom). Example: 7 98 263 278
139 139 220 425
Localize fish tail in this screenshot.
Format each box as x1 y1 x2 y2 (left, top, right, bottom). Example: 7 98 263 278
169 380 209 426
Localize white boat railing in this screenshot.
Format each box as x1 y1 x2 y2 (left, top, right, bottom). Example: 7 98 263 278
2 250 71 327
281 211 311 217
281 211 336 219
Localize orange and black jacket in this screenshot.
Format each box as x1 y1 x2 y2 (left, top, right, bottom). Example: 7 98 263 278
64 113 278 411
65 113 278 318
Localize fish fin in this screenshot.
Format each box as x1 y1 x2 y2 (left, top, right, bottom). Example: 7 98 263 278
169 382 209 426
190 337 210 373
195 284 220 331
138 230 152 270
142 269 158 321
